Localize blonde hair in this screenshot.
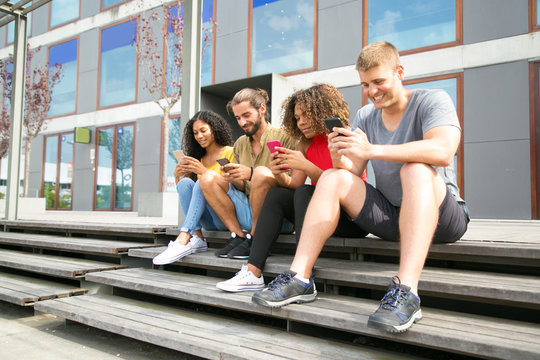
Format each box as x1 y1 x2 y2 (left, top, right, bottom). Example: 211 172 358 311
227 88 270 122
356 41 400 72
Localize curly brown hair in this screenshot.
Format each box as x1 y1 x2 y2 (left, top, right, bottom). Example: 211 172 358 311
182 110 233 160
281 84 350 140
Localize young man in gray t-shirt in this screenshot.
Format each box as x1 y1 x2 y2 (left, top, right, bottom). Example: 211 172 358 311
252 41 469 333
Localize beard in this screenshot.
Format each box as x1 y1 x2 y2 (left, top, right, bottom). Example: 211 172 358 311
244 113 263 137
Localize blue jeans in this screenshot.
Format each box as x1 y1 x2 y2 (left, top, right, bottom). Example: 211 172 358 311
177 178 226 234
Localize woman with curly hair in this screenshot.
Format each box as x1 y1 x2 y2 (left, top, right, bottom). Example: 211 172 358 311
217 84 368 291
153 110 234 265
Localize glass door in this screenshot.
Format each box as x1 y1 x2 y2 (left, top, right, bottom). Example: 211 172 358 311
42 132 74 209
94 123 134 210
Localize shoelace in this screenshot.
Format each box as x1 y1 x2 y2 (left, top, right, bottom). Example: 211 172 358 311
380 285 408 310
267 272 293 290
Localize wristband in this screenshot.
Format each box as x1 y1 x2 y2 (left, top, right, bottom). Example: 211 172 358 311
249 167 253 181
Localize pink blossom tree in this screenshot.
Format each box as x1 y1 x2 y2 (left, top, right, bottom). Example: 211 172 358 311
0 45 62 196
135 0 213 191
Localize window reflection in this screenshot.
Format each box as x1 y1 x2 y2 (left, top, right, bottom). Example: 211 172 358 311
96 128 113 209
99 20 137 108
48 39 78 117
251 0 314 76
115 126 133 210
43 136 58 209
50 0 79 28
368 0 456 52
103 0 126 9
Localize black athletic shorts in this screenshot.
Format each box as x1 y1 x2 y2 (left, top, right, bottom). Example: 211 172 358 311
353 182 469 243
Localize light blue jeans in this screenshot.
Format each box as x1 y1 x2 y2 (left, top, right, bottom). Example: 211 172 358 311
177 178 253 234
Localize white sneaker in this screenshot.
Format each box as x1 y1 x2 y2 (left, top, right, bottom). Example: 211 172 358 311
189 235 208 253
152 241 193 265
216 264 265 292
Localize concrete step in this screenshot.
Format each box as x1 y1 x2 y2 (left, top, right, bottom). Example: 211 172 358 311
34 293 403 360
0 232 161 256
83 268 540 360
128 248 540 309
0 271 87 306
0 249 127 279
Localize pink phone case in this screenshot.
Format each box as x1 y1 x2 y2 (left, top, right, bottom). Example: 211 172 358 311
266 140 282 153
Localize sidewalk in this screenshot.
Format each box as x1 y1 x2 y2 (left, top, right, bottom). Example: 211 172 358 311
0 301 199 360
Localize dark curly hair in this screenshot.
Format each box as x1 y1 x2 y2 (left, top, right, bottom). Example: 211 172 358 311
281 84 350 140
181 110 234 160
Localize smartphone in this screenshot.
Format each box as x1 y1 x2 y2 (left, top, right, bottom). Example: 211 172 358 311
266 140 283 153
216 158 230 166
172 150 184 162
266 140 289 170
324 118 344 134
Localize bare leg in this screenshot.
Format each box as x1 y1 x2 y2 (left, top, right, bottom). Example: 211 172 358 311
290 169 367 278
200 171 244 235
397 163 447 295
249 166 279 233
174 231 191 245
247 263 262 278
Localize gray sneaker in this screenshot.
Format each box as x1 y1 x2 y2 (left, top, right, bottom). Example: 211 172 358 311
251 270 316 308
367 276 422 333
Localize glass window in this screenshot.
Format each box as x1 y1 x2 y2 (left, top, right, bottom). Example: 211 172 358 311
48 38 78 117
102 0 126 9
50 0 79 28
537 0 540 26
59 133 74 209
6 2 32 44
367 0 457 52
43 136 58 208
251 0 315 76
165 0 214 91
201 0 214 85
166 117 181 192
115 125 133 210
95 124 134 210
95 128 113 209
99 20 137 108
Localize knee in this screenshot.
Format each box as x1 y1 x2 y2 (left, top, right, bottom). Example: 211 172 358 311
251 166 275 189
400 163 436 182
177 177 194 193
199 171 220 190
318 168 354 187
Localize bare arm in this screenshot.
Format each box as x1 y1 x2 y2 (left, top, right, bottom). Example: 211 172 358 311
271 140 323 189
331 125 461 171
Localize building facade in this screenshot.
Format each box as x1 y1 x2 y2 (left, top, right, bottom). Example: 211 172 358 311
0 0 539 219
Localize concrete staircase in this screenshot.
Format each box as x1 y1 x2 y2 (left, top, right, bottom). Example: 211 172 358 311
0 219 538 359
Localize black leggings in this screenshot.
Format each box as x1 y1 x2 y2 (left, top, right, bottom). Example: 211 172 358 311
249 185 368 270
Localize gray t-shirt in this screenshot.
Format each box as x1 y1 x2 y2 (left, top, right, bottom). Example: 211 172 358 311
352 89 463 207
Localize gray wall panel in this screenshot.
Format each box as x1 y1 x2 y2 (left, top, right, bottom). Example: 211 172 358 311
464 61 529 143
215 0 248 83
464 140 530 219
463 0 528 44
215 32 248 83
133 118 161 197
78 30 99 114
318 0 362 71
27 135 43 198
72 140 95 211
339 85 363 125
81 0 99 18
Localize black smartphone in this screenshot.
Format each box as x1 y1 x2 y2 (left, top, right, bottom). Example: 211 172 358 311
216 158 230 166
324 117 344 135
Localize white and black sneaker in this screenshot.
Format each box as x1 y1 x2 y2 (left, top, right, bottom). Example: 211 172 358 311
215 232 247 258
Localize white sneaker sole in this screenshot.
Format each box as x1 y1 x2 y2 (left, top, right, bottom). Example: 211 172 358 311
216 282 264 292
152 248 194 265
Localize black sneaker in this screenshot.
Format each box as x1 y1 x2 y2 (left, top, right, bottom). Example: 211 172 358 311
367 276 422 333
227 233 252 259
251 270 317 308
214 232 245 258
